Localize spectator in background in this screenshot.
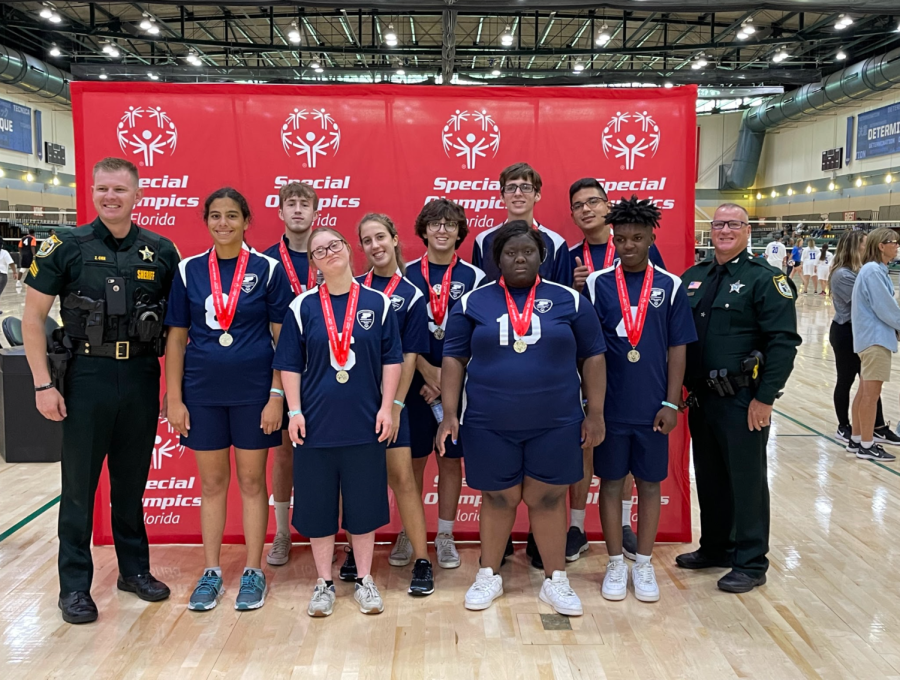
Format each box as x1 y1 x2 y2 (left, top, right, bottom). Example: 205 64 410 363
16 229 37 293
816 243 832 295
763 234 787 271
787 238 803 281
0 247 15 315
800 238 820 294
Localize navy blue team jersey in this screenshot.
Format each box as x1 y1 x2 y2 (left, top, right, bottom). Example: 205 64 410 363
569 239 666 280
405 256 486 367
273 285 403 448
354 271 429 355
472 221 571 286
262 236 314 294
586 264 697 425
443 280 606 431
165 244 293 406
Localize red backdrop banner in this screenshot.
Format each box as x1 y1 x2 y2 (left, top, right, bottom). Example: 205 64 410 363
71 82 697 545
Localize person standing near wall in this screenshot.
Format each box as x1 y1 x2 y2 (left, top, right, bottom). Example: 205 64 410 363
763 234 787 272
0 246 16 314
816 243 832 295
800 237 820 294
17 228 37 292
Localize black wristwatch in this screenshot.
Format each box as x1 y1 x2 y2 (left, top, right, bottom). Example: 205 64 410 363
34 383 55 392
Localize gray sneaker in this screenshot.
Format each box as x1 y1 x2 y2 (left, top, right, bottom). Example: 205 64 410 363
307 578 336 617
435 532 460 569
354 575 384 614
267 533 292 566
188 570 224 611
389 530 414 567
234 569 267 610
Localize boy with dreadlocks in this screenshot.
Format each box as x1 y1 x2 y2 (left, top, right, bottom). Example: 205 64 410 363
585 196 696 603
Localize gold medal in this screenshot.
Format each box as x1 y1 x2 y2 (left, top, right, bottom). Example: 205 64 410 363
336 370 349 383
433 328 445 340
219 332 234 347
513 339 527 353
627 349 640 363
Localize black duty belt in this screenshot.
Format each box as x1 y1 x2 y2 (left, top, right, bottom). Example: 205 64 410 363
72 339 156 360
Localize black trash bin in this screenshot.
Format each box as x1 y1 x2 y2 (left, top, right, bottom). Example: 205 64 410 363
0 347 62 462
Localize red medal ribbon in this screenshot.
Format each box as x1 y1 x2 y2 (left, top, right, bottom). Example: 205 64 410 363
615 263 654 350
422 254 458 327
319 281 360 369
364 269 402 298
208 246 250 334
582 228 616 273
499 275 541 338
279 239 316 296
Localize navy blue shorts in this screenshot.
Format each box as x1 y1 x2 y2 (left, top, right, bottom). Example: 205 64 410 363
181 403 282 451
461 423 584 491
407 389 462 459
593 422 669 483
387 406 411 450
292 442 390 538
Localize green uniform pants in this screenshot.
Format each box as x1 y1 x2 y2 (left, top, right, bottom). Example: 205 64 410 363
58 354 160 594
688 392 770 577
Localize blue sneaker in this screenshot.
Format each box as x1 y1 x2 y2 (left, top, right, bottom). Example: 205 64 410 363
234 569 267 610
188 570 224 611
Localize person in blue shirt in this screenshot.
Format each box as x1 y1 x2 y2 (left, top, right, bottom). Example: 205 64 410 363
405 199 486 571
274 227 403 618
585 196 697 604
471 163 570 286
437 221 607 616
566 177 667 565
261 182 320 568
338 213 434 597
164 187 293 612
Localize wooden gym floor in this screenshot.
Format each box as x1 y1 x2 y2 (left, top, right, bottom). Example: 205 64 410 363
1 291 900 679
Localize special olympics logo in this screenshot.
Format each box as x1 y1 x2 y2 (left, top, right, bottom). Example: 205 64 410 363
442 109 501 170
601 111 660 171
116 105 177 167
153 419 186 470
281 108 341 168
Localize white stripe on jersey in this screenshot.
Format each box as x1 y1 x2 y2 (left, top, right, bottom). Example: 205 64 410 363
652 264 684 302
288 287 318 334
358 284 393 324
459 281 496 314
250 246 280 285
177 251 206 286
536 223 567 253
542 279 581 312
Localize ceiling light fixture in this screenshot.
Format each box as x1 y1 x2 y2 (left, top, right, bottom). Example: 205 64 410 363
99 72 108 80
396 68 405 76
771 189 777 198
835 15 853 30
663 81 674 88
806 185 813 194
310 59 321 70
836 50 847 61
384 24 398 46
596 24 611 46
772 50 790 63
52 176 60 186
828 181 836 190
49 43 60 57
40 7 52 19
887 174 894 184
501 26 514 47
288 22 301 45
573 60 585 72
148 72 159 81
25 173 35 182
491 69 501 76
756 192 763 200
855 177 863 188
787 187 794 196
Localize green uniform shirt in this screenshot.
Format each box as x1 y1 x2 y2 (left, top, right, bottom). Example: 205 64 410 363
681 250 801 405
26 217 180 343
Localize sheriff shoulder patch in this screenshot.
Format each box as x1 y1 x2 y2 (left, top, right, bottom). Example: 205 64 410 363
774 275 793 299
36 234 62 259
136 269 156 282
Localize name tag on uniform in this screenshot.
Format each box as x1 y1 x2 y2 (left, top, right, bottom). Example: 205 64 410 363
94 255 107 261
136 269 156 281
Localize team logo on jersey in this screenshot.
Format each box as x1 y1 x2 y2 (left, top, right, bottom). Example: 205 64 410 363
441 109 501 170
280 108 341 168
390 294 406 311
601 111 660 170
240 273 259 294
449 282 466 300
35 233 62 258
649 288 665 308
357 310 375 330
534 299 553 313
116 105 178 167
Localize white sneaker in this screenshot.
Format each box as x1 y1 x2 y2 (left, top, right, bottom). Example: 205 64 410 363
266 532 291 566
389 530 413 567
307 578 336 617
435 532 460 569
464 567 503 610
632 561 660 602
539 570 583 616
15 281 22 293
601 559 628 601
354 575 384 615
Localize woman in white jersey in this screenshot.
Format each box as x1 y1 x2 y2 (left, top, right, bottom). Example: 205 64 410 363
800 237 819 294
816 242 832 295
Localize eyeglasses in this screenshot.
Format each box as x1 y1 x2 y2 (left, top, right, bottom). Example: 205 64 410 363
501 183 536 195
884 240 899 246
426 221 459 233
310 239 346 260
571 196 606 212
710 220 749 230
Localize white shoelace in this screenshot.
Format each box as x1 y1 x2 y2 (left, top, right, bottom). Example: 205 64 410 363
633 563 656 588
607 562 628 585
311 584 332 604
549 577 576 598
358 580 381 603
470 575 498 594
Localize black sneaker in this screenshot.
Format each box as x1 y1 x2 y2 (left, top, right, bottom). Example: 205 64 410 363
857 443 897 462
845 439 860 454
874 423 900 446
525 533 543 570
408 558 435 596
339 546 358 581
835 424 852 443
622 524 638 561
564 527 589 562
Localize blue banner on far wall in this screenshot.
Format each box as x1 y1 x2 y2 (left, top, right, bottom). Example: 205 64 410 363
856 102 900 161
846 116 854 165
0 97 33 154
35 109 42 160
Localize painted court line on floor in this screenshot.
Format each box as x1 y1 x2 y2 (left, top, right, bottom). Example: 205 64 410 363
0 496 60 543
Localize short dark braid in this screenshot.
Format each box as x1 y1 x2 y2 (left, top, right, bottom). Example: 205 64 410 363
607 195 661 229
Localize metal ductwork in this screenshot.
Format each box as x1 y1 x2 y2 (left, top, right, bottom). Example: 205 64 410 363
0 43 71 105
720 46 900 190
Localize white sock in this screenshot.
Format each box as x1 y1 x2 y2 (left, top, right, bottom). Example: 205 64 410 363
622 500 633 526
635 553 652 565
862 440 874 449
608 554 624 563
206 566 222 577
274 501 290 535
437 518 454 536
851 435 861 443
570 508 586 532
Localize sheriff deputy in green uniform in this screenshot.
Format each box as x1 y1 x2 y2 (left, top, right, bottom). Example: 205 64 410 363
676 202 801 594
22 157 180 624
